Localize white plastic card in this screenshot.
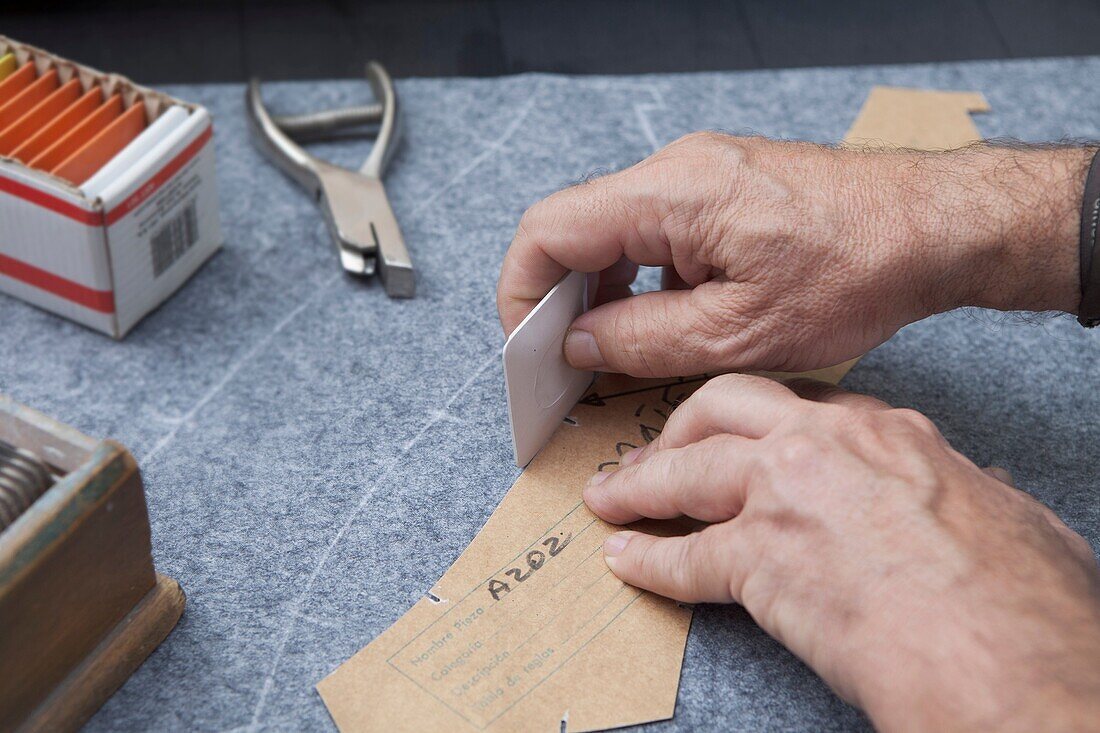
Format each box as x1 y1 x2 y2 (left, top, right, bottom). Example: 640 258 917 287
503 270 594 467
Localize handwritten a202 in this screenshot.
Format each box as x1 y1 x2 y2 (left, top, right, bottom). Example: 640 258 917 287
486 534 572 601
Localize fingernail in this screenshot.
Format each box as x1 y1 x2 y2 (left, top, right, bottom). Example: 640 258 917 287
604 532 631 557
619 447 643 466
564 329 604 369
587 471 609 487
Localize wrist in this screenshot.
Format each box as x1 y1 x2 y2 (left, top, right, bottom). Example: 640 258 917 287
854 581 1100 733
888 145 1094 315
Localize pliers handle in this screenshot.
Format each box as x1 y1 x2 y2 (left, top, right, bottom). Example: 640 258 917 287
245 62 415 298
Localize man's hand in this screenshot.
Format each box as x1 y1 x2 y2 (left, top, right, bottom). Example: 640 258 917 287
498 134 1089 376
583 374 1100 732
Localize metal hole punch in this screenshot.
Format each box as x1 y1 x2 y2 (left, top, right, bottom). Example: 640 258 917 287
246 62 415 298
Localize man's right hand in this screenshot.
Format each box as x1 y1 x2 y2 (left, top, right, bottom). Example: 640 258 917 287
497 134 1089 376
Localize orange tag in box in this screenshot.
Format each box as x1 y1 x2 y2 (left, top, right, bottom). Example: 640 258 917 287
0 78 81 156
0 63 35 105
0 69 58 130
28 93 121 172
11 87 103 164
0 33 223 339
52 102 146 185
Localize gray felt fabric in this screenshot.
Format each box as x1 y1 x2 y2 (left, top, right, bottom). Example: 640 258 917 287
2 57 1100 732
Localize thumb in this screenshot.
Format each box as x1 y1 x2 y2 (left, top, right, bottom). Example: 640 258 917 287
602 528 740 604
564 285 735 376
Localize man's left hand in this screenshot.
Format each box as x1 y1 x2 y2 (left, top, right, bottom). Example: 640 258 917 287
583 374 1100 732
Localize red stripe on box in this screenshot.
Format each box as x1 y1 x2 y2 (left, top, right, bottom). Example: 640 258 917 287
0 124 212 227
0 122 212 314
0 251 115 313
0 175 102 225
105 124 213 226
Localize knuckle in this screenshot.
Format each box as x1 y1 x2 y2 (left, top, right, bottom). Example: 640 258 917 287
817 403 877 443
582 474 615 514
771 433 820 471
637 538 673 586
836 404 876 433
696 374 735 399
515 203 544 241
650 455 680 500
701 436 744 509
610 305 661 375
695 286 742 330
690 310 760 370
660 132 747 178
671 130 727 150
686 313 735 365
694 373 747 409
690 374 734 407
703 432 740 456
892 408 940 436
673 534 707 601
698 373 736 395
704 372 767 396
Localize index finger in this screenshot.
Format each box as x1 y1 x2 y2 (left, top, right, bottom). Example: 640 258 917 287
629 374 806 465
496 170 675 334
584 434 756 525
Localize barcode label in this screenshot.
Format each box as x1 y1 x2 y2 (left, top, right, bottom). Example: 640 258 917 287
150 201 199 277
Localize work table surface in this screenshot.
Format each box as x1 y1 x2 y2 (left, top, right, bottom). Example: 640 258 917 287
4 57 1100 732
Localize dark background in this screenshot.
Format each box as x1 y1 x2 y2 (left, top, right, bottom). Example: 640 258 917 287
3 0 1100 84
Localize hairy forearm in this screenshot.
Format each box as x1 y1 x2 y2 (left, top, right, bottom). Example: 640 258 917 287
884 144 1096 315
853 536 1100 733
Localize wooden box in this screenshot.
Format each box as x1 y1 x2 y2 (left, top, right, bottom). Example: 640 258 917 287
0 395 184 731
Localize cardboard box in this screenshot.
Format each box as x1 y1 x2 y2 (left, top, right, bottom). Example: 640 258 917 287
0 36 222 338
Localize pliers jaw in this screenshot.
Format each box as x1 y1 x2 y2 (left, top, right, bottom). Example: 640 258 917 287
245 62 415 298
313 161 415 296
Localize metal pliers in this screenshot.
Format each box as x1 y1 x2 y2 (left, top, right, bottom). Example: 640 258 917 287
245 62 415 298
